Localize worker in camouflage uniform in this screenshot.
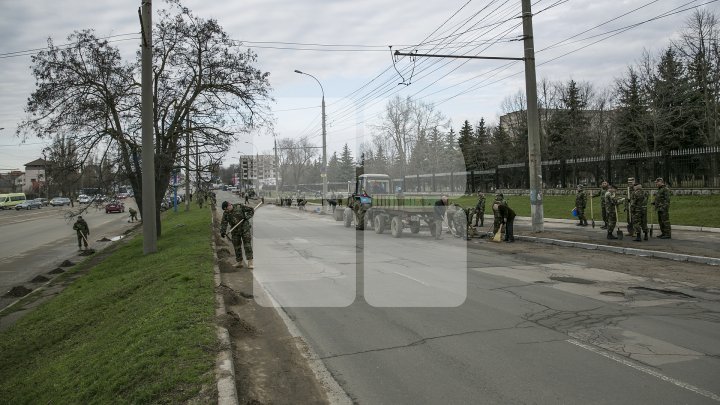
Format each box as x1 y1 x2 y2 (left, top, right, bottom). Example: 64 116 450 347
492 193 507 236
593 180 609 229
604 185 624 239
574 184 588 226
220 201 255 269
73 215 90 251
473 191 486 227
452 203 469 240
630 182 649 241
653 177 672 239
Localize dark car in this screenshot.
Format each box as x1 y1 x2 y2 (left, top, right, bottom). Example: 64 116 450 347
15 199 43 210
105 201 125 213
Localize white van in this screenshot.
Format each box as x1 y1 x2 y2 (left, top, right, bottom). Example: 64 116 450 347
0 193 27 210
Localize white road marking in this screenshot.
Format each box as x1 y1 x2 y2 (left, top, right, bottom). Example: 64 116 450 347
392 271 430 286
566 339 720 402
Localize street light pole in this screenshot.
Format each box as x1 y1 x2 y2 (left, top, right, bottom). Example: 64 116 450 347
294 69 327 208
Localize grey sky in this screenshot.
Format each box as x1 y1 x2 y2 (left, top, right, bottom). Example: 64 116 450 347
0 0 717 170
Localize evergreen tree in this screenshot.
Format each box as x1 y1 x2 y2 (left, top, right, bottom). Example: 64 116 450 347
615 68 650 153
327 152 340 182
338 143 355 183
474 118 489 169
457 120 474 171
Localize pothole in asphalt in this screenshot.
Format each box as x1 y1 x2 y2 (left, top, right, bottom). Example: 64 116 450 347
629 286 694 298
4 286 32 298
600 291 625 297
549 276 597 285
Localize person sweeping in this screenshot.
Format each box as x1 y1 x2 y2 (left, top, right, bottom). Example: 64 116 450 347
73 215 90 251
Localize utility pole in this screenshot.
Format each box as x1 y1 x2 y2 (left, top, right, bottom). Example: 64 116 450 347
140 0 157 253
522 0 544 232
274 138 279 198
393 1 544 232
185 113 190 211
294 69 327 209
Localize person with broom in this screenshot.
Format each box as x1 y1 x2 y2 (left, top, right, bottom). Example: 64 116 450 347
73 215 90 251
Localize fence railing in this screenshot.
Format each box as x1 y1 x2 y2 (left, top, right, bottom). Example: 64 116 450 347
283 146 720 194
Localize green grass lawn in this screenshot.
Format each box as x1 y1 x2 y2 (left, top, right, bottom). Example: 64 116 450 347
453 194 720 228
0 208 217 404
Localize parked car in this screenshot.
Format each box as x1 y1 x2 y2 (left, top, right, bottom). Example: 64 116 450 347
50 197 71 207
15 199 43 210
105 201 125 213
35 198 49 206
115 192 129 199
78 194 91 204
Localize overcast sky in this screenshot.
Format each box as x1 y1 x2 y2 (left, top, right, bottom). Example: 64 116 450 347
1 0 717 171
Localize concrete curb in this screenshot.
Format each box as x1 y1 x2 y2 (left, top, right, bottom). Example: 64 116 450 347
517 235 720 266
210 227 239 404
513 216 720 233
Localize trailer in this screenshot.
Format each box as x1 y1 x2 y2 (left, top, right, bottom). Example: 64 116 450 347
342 172 444 238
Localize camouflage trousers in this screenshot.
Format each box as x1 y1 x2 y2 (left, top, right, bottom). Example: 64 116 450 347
631 208 648 236
657 210 671 236
76 231 88 248
576 207 586 222
231 229 253 261
473 209 485 226
607 211 617 233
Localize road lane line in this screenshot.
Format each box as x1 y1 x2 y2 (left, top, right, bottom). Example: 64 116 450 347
393 271 430 286
566 339 720 402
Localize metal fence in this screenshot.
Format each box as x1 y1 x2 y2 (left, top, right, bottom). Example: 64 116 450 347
287 146 720 194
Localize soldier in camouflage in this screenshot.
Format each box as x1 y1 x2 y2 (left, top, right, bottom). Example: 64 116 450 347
452 204 469 240
73 215 90 251
593 180 609 229
604 184 624 239
630 182 649 241
220 200 255 269
653 177 672 239
473 191 486 227
575 184 588 226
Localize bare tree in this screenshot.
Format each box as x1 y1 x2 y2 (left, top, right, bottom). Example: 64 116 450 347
18 2 271 236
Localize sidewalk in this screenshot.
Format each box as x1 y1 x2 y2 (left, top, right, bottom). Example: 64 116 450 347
507 216 720 266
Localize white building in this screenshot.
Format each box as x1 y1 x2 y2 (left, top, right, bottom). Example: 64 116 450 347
238 154 277 190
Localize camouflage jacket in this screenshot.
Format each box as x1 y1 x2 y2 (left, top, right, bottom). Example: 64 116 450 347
575 191 587 209
475 195 486 212
492 200 507 219
630 189 648 210
654 185 671 212
220 204 254 234
593 187 609 206
73 219 89 235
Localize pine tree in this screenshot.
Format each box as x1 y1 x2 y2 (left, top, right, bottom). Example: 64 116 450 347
615 68 650 153
457 120 474 171
338 144 355 183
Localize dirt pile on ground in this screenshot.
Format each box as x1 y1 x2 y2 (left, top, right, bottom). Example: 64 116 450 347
79 249 96 256
4 286 32 298
218 311 259 337
31 275 50 283
60 260 75 267
48 268 65 275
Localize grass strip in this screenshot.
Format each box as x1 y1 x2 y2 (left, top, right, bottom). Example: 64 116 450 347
0 208 217 404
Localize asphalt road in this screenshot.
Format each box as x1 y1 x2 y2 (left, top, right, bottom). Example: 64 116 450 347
0 201 137 310
253 205 720 404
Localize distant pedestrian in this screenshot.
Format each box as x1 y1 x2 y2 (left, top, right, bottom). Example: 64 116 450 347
128 207 138 222
244 193 249 204
653 178 671 239
575 185 588 226
73 215 90 251
433 195 449 240
197 192 205 208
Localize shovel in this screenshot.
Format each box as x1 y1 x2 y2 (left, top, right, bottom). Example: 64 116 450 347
225 201 263 236
615 206 623 240
589 190 595 228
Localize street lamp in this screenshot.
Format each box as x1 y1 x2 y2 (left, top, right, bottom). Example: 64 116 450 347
294 69 327 207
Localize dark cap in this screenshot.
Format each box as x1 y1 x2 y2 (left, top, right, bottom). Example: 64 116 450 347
655 177 664 182
221 201 229 210
77 215 82 219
